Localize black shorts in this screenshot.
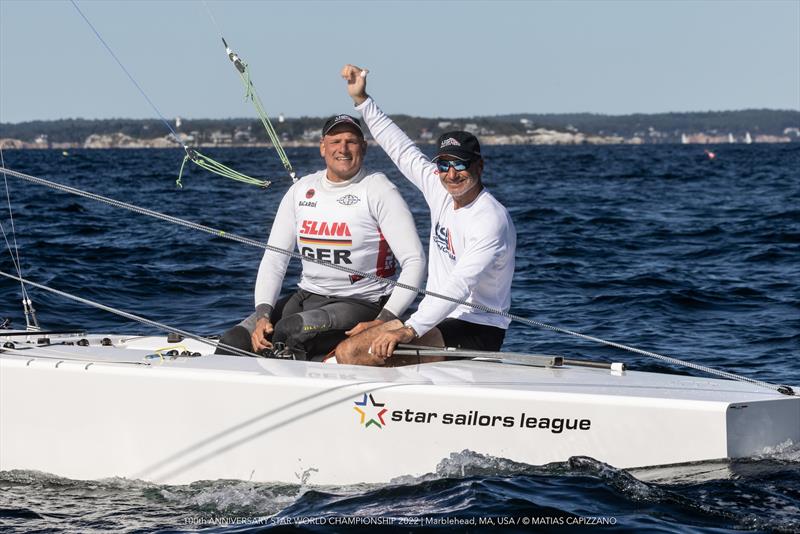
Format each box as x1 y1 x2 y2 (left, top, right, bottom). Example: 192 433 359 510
436 318 506 352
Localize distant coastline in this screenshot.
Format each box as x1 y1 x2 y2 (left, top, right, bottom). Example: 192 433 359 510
1 109 798 149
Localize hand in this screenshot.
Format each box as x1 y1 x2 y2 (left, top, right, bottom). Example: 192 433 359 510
369 326 416 360
340 64 369 106
345 319 385 337
251 317 274 352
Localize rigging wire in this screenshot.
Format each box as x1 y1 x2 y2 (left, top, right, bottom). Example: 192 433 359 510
202 0 224 37
0 270 259 359
0 147 39 330
201 1 296 182
68 0 268 188
1 165 793 396
221 38 296 182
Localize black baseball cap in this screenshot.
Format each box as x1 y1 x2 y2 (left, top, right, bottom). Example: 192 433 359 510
432 131 482 162
322 114 364 137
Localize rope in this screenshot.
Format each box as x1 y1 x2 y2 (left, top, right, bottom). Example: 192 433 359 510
177 148 269 188
0 270 258 360
69 0 268 189
222 41 296 182
0 147 39 330
235 59 296 181
1 166 793 396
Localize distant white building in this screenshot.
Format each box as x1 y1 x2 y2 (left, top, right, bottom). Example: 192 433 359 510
301 128 319 141
210 131 233 145
234 127 254 143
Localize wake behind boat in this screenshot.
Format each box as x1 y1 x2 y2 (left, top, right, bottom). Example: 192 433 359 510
1 329 797 485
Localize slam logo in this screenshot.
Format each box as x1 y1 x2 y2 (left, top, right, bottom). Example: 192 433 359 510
353 394 388 429
299 220 353 247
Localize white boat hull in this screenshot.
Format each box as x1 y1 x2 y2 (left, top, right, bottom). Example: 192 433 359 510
1 334 797 485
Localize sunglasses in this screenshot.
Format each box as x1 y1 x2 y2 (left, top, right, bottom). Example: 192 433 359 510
436 159 473 173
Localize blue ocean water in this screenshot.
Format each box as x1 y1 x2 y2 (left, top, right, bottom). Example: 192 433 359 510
1 144 798 533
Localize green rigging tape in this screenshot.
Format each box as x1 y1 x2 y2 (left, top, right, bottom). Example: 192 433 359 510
177 148 270 188
223 38 297 182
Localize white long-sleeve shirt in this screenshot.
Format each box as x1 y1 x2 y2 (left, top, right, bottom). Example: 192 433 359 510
356 97 516 336
254 167 425 319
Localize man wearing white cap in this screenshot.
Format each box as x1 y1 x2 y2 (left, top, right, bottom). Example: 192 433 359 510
217 114 425 360
335 65 516 365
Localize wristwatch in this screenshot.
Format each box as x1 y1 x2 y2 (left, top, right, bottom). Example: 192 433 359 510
403 323 419 340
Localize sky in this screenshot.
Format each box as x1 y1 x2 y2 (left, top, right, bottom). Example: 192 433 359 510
0 0 798 123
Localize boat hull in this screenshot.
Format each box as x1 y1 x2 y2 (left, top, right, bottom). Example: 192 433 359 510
1 335 797 485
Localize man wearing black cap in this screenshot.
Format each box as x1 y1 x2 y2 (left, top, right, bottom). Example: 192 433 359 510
216 113 425 360
334 65 516 366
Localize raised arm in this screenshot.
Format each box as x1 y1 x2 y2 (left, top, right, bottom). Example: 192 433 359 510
341 64 370 107
341 65 440 201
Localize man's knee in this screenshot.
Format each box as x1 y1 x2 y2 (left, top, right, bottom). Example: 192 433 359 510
274 310 322 341
273 309 339 359
332 320 401 366
272 314 305 344
215 325 252 355
334 337 357 364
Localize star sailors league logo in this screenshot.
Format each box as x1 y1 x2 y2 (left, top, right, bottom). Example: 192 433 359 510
353 393 388 429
